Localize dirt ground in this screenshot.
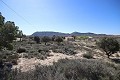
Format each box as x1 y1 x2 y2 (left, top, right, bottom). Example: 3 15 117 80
13 50 85 72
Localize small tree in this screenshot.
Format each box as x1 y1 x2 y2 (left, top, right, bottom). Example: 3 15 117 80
41 36 51 45
34 36 40 43
2 21 19 42
0 12 22 50
97 37 119 58
55 36 63 44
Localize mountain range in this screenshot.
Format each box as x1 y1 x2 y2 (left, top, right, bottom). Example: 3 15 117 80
31 31 107 37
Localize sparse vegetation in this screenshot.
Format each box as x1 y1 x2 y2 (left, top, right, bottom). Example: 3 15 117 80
4 59 120 80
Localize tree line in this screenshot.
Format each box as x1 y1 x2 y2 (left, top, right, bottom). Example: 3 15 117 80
34 35 63 45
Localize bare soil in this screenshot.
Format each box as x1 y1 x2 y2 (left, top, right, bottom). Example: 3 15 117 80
13 50 85 72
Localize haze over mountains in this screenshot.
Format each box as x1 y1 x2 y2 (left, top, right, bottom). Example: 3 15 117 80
31 31 107 37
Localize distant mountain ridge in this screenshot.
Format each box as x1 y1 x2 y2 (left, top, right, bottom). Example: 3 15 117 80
31 31 107 37
31 31 70 37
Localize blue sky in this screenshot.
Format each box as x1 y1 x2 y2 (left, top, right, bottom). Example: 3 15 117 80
0 0 120 35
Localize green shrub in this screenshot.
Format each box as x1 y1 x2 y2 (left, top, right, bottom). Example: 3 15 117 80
41 36 51 45
6 43 13 50
34 36 40 43
54 36 63 44
63 48 77 55
23 53 28 58
28 41 35 44
83 52 93 59
17 48 26 53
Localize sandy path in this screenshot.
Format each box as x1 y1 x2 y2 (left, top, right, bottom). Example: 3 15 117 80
13 50 84 72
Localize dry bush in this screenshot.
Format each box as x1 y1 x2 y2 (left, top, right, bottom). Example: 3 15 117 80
52 42 77 55
8 59 120 80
